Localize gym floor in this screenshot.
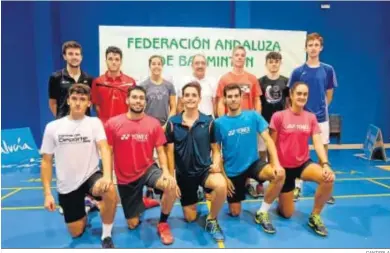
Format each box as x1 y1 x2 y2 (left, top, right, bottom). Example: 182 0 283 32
1 149 390 249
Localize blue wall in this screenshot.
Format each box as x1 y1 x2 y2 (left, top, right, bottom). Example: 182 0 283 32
2 1 389 146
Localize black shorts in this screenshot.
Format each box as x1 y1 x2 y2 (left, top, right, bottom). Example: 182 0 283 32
58 170 102 223
176 170 211 207
227 159 267 203
281 159 314 193
117 164 162 219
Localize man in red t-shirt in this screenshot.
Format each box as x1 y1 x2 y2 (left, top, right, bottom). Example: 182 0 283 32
216 45 262 117
269 81 335 237
105 86 177 245
91 46 136 124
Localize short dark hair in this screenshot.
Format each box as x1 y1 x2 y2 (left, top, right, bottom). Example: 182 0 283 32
105 46 123 59
223 83 242 97
266 52 282 62
127 85 147 98
62 41 82 55
182 81 202 97
148 55 163 66
68 83 90 98
289 81 309 94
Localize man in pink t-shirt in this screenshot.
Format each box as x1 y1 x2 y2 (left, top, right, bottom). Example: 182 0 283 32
269 81 335 237
105 86 177 245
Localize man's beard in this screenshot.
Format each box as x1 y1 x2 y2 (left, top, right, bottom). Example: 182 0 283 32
130 106 144 114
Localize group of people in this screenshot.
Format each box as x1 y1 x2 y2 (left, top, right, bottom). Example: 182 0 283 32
40 32 338 248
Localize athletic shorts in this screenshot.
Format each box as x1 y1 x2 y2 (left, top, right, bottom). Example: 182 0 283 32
117 164 162 219
176 170 211 207
318 121 330 145
58 170 102 223
227 159 268 203
281 159 314 193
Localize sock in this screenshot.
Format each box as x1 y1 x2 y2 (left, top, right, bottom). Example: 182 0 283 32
258 202 272 214
101 223 113 240
296 179 303 189
159 212 170 223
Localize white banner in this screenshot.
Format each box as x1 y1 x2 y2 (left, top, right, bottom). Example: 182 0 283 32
99 26 307 85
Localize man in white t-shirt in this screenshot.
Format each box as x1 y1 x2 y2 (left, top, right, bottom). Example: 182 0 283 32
40 84 117 248
176 54 217 117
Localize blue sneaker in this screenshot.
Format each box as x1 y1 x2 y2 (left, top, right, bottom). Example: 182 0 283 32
205 219 224 242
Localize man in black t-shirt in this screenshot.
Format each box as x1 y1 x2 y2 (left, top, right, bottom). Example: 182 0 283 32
48 41 93 119
47 41 97 214
246 52 289 198
258 52 289 159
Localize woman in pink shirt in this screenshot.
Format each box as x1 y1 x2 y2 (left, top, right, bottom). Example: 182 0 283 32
269 81 335 237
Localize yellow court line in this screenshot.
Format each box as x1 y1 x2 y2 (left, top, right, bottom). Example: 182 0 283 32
377 166 390 171
3 193 390 211
336 177 390 181
205 200 225 249
366 179 390 190
1 188 22 200
1 186 56 190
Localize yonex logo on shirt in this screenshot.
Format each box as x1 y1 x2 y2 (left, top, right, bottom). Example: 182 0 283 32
131 134 148 142
285 124 309 131
120 133 148 142
121 134 130 140
228 127 251 136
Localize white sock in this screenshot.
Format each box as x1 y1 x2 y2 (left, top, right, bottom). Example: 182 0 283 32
296 179 303 189
101 223 113 240
258 201 272 214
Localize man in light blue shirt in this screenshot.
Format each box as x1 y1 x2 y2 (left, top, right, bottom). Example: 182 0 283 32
214 83 285 234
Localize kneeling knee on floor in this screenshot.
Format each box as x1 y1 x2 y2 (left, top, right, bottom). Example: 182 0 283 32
127 219 140 229
184 212 197 222
279 208 293 219
70 227 85 238
229 208 241 217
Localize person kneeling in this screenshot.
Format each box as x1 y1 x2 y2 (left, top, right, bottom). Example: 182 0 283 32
214 84 286 234
40 84 117 248
269 81 335 236
104 86 177 245
165 82 227 241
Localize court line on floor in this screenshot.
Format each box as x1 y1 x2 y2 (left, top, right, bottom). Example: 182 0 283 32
366 179 390 190
1 188 23 200
3 192 390 211
3 176 390 190
205 200 225 249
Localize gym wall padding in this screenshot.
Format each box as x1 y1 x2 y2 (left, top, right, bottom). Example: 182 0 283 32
2 1 390 146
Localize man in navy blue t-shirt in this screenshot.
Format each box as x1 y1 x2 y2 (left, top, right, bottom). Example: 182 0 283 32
288 33 338 203
214 83 285 234
165 81 227 242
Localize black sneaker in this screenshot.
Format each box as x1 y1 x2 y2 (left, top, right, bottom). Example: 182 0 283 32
146 189 155 199
308 214 328 236
327 196 335 205
255 211 276 234
102 237 115 248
